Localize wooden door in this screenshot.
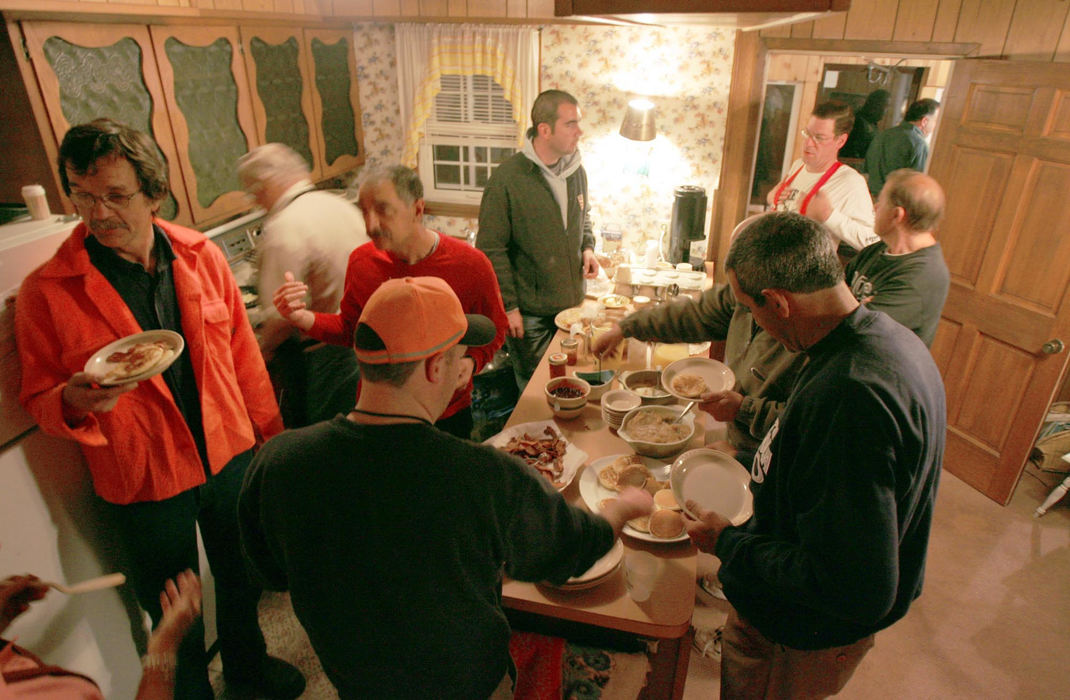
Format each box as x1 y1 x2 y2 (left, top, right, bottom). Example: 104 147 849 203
19 21 192 225
928 60 1070 504
304 28 365 179
240 25 323 181
149 25 257 225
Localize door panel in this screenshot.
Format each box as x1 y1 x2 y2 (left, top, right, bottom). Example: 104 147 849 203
930 59 1070 503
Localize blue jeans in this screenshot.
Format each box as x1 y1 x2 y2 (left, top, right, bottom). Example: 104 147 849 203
505 313 559 393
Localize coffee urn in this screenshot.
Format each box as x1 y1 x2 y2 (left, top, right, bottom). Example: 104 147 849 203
664 185 707 269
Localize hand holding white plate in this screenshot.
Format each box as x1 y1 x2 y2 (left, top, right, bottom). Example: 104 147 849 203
662 357 736 401
670 448 753 526
84 330 185 386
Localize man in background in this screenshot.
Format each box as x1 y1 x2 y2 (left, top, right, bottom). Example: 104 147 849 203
840 89 890 160
846 168 949 346
865 98 941 198
238 143 369 427
685 211 945 699
478 89 600 391
768 100 878 256
272 165 507 439
15 119 303 699
240 276 652 697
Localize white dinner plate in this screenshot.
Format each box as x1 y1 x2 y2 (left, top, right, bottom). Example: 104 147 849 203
578 454 689 543
553 539 624 590
485 421 586 492
661 357 736 401
670 448 753 526
83 330 185 386
554 306 587 332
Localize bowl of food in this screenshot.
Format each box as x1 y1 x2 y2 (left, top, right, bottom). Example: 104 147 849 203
618 405 696 458
544 376 591 419
620 369 675 405
574 368 617 401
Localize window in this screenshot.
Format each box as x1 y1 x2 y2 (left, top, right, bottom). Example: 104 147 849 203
418 74 519 204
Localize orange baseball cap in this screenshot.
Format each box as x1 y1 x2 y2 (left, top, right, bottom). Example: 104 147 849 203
354 276 496 364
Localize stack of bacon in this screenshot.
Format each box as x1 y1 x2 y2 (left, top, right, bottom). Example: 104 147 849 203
502 426 567 484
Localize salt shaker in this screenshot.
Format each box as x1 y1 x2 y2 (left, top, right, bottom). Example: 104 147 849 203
22 184 50 221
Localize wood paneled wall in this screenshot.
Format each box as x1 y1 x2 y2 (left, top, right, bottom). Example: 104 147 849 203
0 0 556 19
763 0 1070 62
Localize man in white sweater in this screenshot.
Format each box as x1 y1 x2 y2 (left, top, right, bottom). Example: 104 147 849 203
767 100 878 255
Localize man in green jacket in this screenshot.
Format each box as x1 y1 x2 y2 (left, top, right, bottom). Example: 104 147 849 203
864 98 940 198
478 89 600 391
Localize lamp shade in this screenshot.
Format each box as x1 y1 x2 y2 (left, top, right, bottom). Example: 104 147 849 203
620 98 656 141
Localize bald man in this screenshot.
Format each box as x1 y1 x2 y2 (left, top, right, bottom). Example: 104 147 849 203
844 169 949 346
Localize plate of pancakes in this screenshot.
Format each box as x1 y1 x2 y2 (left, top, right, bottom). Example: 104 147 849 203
578 454 689 543
661 357 736 401
84 330 185 386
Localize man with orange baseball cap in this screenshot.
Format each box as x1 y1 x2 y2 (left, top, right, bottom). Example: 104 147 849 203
239 277 653 698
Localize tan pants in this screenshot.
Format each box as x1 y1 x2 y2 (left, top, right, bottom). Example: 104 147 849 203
721 608 875 699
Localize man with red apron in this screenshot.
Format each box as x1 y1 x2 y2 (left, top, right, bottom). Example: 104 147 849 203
768 101 877 256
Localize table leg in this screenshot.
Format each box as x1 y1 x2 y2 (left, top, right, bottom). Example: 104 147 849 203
641 627 693 700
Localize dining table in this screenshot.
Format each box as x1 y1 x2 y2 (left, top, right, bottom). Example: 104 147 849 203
498 321 725 699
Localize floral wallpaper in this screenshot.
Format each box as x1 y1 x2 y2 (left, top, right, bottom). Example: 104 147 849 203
541 24 734 256
348 23 735 253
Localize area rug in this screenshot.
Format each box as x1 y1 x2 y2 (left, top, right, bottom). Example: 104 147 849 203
510 631 651 700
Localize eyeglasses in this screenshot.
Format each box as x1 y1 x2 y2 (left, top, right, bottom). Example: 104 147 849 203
800 128 835 145
69 190 140 210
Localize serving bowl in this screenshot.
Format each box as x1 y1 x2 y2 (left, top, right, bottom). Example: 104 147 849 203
574 369 617 401
620 369 675 405
617 405 696 458
545 376 590 419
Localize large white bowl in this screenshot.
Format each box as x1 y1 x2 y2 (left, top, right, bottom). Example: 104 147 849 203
617 405 696 458
620 369 675 405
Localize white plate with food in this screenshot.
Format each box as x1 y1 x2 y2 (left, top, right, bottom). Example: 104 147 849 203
661 357 736 401
670 448 753 526
553 539 624 590
597 293 631 310
554 306 587 332
578 454 688 543
84 330 185 386
485 421 586 491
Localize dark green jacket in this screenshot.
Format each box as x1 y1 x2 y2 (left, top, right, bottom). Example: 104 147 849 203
477 150 595 316
619 284 807 451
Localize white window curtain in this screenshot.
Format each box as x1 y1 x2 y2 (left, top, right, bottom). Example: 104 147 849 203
395 23 539 168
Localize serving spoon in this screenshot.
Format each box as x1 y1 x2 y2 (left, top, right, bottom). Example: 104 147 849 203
672 401 697 424
44 572 126 595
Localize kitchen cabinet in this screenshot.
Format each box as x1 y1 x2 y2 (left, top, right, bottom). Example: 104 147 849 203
20 21 191 224
240 26 323 181
149 25 258 224
304 27 366 179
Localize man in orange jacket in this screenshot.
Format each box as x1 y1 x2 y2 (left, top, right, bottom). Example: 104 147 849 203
15 119 303 699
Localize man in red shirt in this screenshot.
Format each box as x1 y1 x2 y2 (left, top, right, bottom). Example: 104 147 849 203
273 165 508 439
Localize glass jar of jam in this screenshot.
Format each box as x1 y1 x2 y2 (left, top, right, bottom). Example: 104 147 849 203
548 353 568 378
560 337 580 365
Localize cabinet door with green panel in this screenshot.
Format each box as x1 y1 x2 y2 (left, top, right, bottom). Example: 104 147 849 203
304 28 365 179
149 25 258 225
239 25 322 181
20 21 192 225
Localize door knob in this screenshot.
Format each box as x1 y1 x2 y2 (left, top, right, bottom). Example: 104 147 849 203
1042 339 1065 355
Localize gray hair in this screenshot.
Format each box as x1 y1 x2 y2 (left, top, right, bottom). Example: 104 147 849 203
237 143 310 190
725 212 843 305
884 169 945 232
359 165 424 206
59 119 169 201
